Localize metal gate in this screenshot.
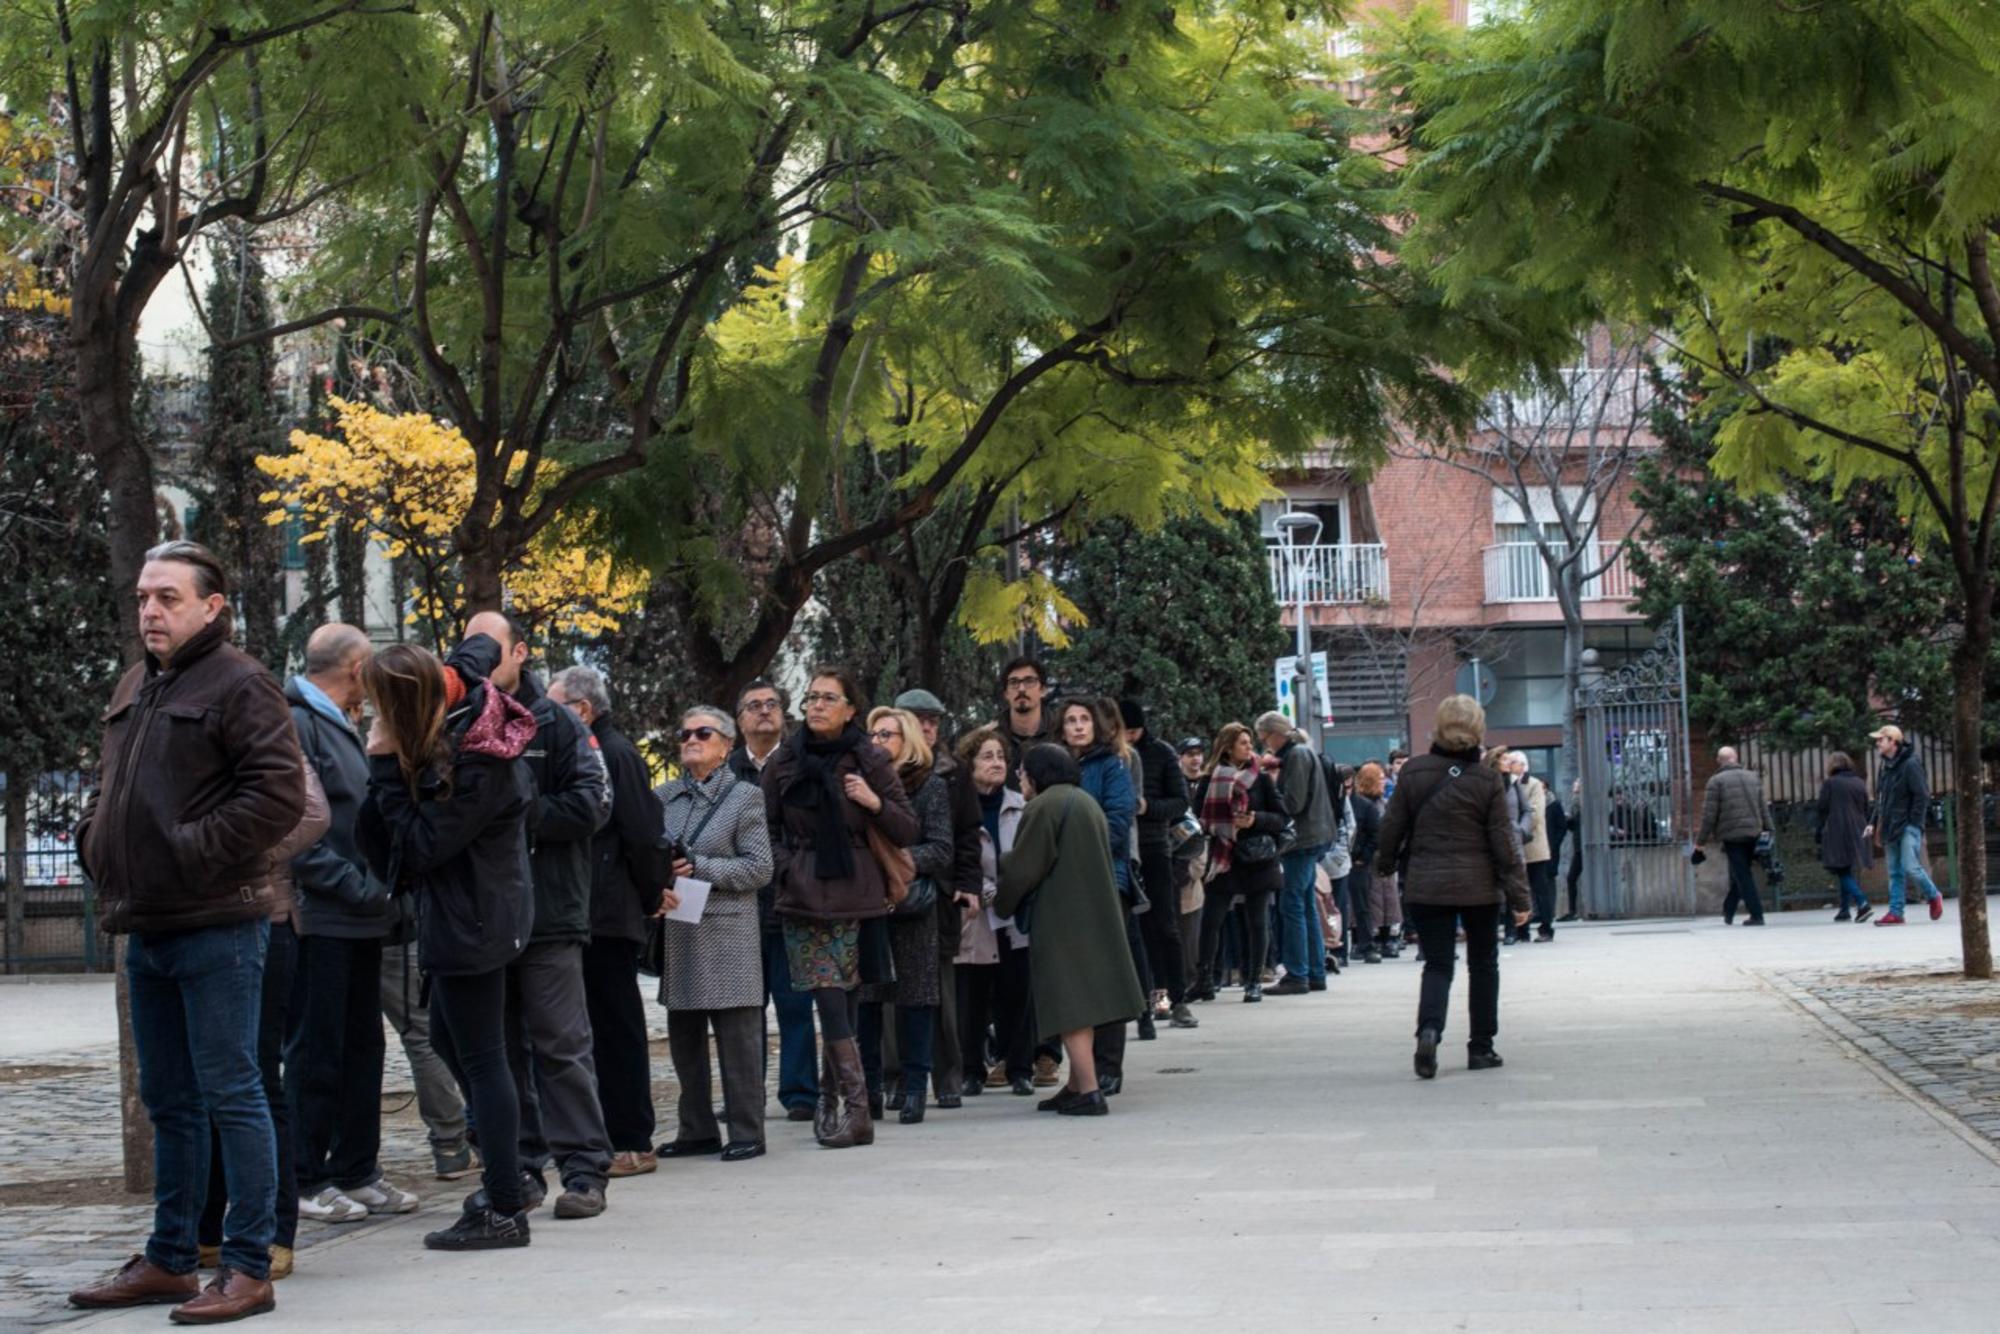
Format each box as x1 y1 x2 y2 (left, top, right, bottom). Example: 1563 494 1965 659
1576 608 1696 918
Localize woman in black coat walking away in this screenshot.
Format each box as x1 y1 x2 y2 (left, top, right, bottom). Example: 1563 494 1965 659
1818 753 1874 922
1375 695 1529 1080
356 644 537 1250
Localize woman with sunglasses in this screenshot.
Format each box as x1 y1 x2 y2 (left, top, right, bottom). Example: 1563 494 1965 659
656 706 774 1162
764 666 919 1149
854 707 957 1126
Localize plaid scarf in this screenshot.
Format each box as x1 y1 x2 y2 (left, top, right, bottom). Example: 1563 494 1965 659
1199 764 1252 876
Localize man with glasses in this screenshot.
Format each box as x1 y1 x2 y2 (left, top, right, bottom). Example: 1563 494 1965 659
730 681 818 1122
995 657 1056 791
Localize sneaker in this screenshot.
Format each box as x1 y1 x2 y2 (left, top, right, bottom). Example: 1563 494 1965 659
433 1145 480 1181
608 1151 657 1178
1556 912 1578 923
553 1183 607 1220
1855 904 1874 923
298 1187 368 1224
1833 909 1852 922
1308 977 1328 991
1168 1003 1199 1029
1363 948 1382 964
985 1066 1009 1089
424 1207 530 1252
1267 976 1310 996
1032 1056 1061 1088
1468 1044 1505 1071
345 1179 420 1215
1931 895 1945 921
1875 912 1906 926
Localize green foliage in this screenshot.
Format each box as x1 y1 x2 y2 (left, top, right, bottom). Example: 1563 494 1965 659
0 307 121 779
1046 512 1286 744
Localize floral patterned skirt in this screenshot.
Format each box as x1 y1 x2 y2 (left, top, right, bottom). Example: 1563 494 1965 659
783 919 860 991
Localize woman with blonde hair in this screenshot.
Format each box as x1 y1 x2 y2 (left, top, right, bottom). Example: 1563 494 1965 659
856 706 956 1125
1349 762 1389 962
1374 695 1529 1080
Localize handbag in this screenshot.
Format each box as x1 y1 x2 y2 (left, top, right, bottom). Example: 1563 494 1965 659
1235 829 1282 866
865 819 918 909
889 873 938 920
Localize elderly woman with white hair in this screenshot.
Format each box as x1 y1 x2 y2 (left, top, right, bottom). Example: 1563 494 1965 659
1374 695 1530 1080
656 705 775 1161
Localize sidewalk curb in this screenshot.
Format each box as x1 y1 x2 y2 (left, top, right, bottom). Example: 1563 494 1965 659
1751 966 2000 1170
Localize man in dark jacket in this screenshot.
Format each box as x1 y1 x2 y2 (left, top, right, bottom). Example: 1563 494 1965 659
282 624 414 1225
1867 724 1944 924
996 657 1057 791
550 665 668 1175
1697 746 1770 926
452 613 613 1219
1124 701 1197 1027
1256 710 1336 994
69 542 305 1323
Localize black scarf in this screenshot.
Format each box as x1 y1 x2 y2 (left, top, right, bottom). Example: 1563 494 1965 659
784 724 865 880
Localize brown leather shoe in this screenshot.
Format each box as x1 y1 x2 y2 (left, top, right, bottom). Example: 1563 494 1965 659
70 1254 200 1309
813 1044 840 1141
607 1150 657 1178
169 1266 275 1325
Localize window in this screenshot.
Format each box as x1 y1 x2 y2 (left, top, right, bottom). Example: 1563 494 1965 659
282 508 307 571
1260 498 1345 546
1482 628 1566 728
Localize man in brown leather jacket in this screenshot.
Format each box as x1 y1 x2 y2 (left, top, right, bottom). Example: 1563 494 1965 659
69 542 306 1326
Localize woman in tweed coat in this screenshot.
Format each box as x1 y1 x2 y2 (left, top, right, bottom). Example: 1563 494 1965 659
856 707 956 1126
656 706 774 1162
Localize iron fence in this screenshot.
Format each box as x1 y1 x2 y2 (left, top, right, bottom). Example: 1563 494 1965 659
1 771 110 973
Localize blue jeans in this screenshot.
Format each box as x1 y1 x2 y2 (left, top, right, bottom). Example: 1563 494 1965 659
762 929 818 1110
1886 825 1942 916
126 919 275 1279
1836 872 1868 913
1278 845 1328 983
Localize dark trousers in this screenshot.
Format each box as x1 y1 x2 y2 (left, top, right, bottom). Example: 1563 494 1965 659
1094 1019 1127 1081
860 1002 936 1097
201 920 298 1252
666 1006 764 1148
1408 902 1501 1045
1565 848 1582 916
581 936 655 1154
1137 846 1187 1002
1124 907 1153 999
128 920 274 1281
934 957 960 1096
431 969 522 1213
992 934 1039 1078
284 933 384 1196
1527 861 1557 932
1722 839 1766 922
957 962 998 1083
762 928 818 1111
1198 885 1272 985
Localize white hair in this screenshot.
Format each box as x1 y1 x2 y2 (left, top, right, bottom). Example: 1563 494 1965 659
681 705 737 741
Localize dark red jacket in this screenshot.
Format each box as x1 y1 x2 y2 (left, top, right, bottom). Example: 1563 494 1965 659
80 617 307 934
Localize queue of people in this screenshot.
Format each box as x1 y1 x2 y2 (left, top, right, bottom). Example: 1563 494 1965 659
65 542 1538 1325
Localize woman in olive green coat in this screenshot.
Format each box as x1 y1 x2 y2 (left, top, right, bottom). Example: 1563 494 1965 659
994 744 1145 1116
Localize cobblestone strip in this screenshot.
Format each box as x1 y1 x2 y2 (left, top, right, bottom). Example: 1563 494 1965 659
1762 962 2000 1166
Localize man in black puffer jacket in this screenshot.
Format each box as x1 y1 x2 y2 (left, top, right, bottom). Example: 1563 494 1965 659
448 615 612 1220
1122 700 1196 1029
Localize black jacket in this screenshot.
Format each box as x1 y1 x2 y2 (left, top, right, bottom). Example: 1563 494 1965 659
1133 734 1191 854
938 751 985 957
588 716 669 944
1818 770 1874 873
1349 792 1383 866
729 743 785 931
1874 741 1930 841
1544 796 1569 865
284 679 392 939
356 683 536 977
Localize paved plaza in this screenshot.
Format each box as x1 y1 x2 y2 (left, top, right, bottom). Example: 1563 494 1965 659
9 909 2000 1332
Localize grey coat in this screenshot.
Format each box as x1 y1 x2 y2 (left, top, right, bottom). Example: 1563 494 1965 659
657 768 773 1013
1275 739 1337 849
861 771 954 1007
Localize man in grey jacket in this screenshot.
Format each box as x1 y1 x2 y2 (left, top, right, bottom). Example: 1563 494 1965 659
1698 747 1769 926
1256 712 1335 994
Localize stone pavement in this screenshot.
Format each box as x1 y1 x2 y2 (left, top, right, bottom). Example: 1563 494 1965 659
14 907 2000 1332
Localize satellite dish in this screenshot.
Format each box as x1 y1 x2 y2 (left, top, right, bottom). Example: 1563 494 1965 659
1455 659 1498 707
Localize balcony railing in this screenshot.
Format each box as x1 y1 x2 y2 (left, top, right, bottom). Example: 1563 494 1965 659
1267 543 1389 607
1479 367 1660 433
1483 541 1637 605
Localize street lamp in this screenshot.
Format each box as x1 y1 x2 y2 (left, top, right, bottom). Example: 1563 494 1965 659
1276 511 1324 750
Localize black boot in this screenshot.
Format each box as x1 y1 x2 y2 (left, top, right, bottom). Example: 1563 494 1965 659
1414 1027 1439 1080
1468 1042 1504 1071
1136 1013 1157 1041
898 1084 926 1125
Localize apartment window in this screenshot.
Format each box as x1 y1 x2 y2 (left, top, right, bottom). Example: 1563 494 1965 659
1260 498 1345 546
1484 628 1566 728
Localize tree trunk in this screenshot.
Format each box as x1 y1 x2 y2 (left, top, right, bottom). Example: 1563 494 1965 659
1558 572 1585 798
4 773 25 974
78 362 158 662
460 547 504 618
115 943 152 1192
336 521 370 631
1951 631 1992 978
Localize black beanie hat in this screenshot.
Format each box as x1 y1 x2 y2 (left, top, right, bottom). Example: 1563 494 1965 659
1118 698 1147 731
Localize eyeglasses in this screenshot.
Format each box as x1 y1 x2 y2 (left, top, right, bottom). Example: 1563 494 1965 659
868 728 902 743
678 726 723 742
741 699 782 714
802 691 846 707
1003 675 1041 690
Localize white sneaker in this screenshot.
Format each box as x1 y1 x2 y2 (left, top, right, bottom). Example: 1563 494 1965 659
345 1179 420 1215
299 1186 369 1223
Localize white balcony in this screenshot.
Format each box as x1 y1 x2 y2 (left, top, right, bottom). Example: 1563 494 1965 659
1483 541 1637 605
1267 543 1389 607
1479 367 1660 433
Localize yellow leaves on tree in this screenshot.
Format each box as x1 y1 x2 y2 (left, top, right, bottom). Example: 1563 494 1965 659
257 397 644 639
957 566 1086 649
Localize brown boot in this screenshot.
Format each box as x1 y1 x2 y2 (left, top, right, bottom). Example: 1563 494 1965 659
817 1037 874 1149
813 1043 839 1141
168 1266 275 1325
69 1255 199 1309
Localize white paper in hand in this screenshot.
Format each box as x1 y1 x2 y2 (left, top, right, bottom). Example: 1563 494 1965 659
664 878 712 924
